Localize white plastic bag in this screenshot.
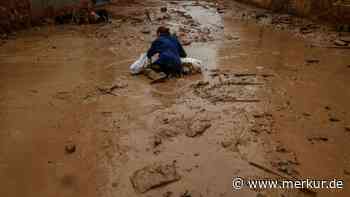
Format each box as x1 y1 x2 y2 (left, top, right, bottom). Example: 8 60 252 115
130 53 149 74
181 57 203 73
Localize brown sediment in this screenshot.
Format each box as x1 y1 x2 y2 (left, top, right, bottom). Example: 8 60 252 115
0 0 349 197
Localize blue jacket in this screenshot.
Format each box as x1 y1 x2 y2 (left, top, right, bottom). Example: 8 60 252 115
147 34 187 71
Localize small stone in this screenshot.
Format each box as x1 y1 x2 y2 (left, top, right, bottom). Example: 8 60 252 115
65 144 76 154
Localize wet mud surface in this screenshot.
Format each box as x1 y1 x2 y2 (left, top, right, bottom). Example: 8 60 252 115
1 0 350 197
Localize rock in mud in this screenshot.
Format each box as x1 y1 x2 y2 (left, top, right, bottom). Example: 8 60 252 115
130 163 181 193
65 144 76 154
186 120 211 137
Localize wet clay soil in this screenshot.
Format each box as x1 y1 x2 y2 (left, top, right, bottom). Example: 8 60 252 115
0 0 350 197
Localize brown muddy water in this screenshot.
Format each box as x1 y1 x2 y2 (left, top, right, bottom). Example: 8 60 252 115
0 0 350 197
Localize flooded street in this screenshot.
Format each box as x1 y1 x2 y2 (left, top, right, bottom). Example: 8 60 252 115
1 0 350 197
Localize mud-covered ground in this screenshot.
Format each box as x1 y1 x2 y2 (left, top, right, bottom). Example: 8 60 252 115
1 1 350 197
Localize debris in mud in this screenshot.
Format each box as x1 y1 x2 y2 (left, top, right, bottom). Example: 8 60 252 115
334 39 348 47
161 7 168 13
192 73 262 104
182 39 192 46
180 190 203 197
157 125 181 138
305 59 320 64
97 82 127 96
275 160 299 176
340 36 350 43
217 7 225 14
186 120 211 137
307 136 329 144
249 161 289 178
344 170 350 176
153 135 162 147
302 112 311 117
275 144 288 153
130 163 181 193
225 34 240 41
256 193 267 197
111 182 118 188
345 126 350 132
141 29 151 34
65 144 76 154
221 140 233 148
163 191 173 197
329 116 340 122
221 138 242 152
251 113 274 134
54 91 71 100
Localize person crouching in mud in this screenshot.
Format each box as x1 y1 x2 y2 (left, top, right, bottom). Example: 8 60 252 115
145 26 187 81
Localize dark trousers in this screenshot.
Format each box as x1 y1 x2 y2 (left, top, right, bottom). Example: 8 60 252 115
150 63 183 77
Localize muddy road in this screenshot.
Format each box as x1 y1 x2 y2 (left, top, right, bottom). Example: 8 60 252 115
1 0 350 197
